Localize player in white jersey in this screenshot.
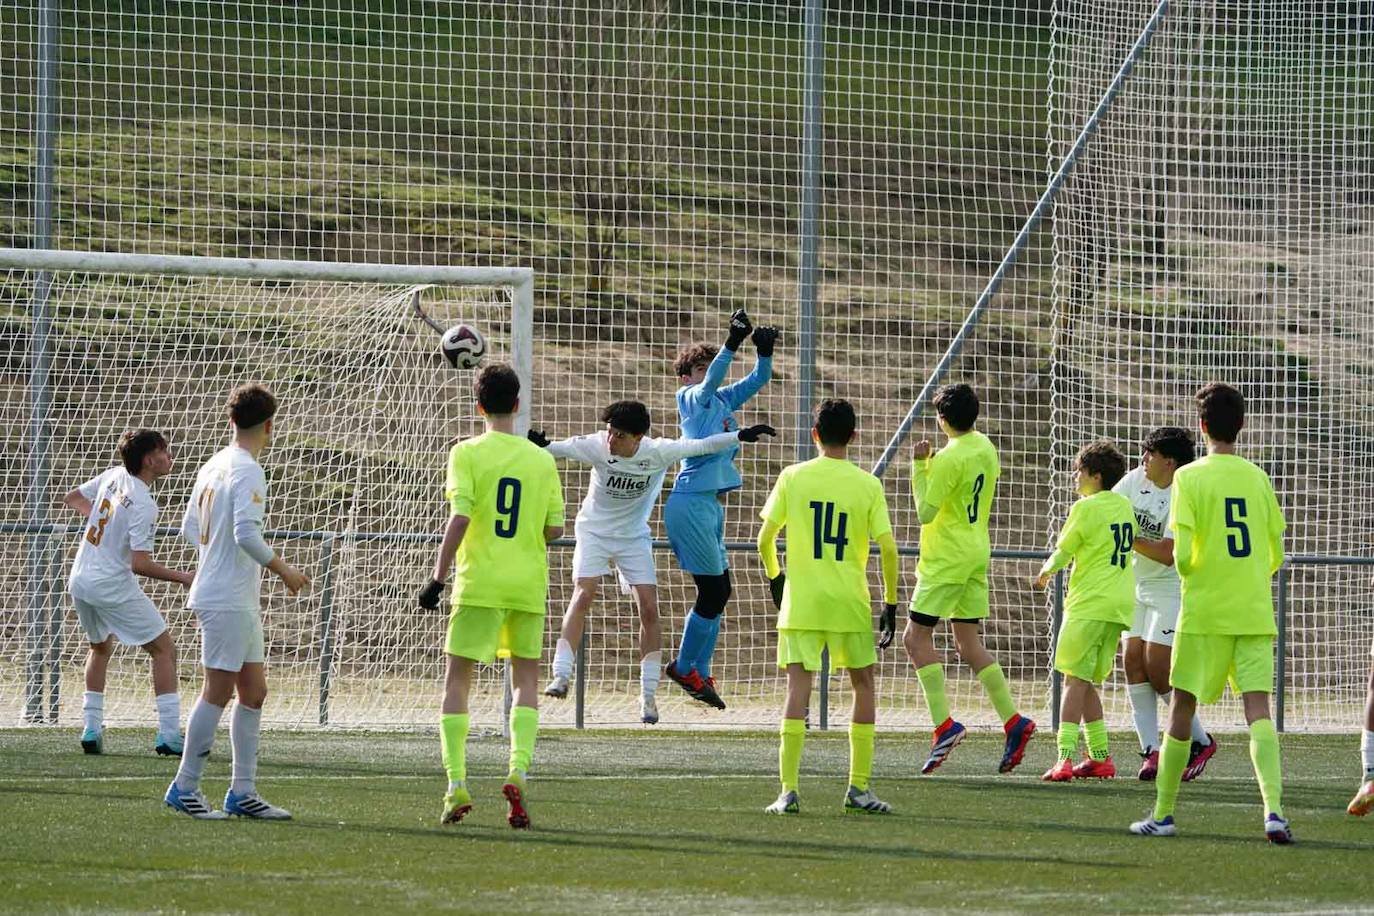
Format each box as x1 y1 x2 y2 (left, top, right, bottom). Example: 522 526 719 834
64 429 194 757
165 384 309 820
528 400 774 724
1113 426 1215 781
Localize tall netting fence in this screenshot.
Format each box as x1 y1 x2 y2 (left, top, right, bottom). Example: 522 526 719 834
1 1 1369 729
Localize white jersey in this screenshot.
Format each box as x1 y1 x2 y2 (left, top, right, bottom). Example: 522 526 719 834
1113 466 1178 591
69 467 158 605
549 431 739 540
182 445 271 613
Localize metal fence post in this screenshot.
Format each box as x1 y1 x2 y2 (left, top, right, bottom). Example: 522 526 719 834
1051 570 1064 730
315 534 338 726
575 624 588 729
1275 565 1288 733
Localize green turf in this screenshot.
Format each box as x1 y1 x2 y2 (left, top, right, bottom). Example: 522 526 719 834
1 727 1370 914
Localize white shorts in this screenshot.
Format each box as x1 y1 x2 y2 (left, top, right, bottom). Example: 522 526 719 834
571 534 656 587
72 593 167 647
196 608 265 672
1123 585 1181 648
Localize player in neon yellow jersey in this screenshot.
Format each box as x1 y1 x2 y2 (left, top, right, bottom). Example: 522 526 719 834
757 398 899 815
901 384 1035 774
1129 382 1290 843
1036 441 1136 781
417 364 565 830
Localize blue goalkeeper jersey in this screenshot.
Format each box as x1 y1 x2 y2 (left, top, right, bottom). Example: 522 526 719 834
671 346 772 494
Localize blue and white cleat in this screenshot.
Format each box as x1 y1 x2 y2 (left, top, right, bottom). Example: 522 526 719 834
844 786 893 814
165 782 228 820
1265 813 1293 844
1129 814 1176 837
154 733 184 757
80 727 103 755
764 789 800 815
920 718 966 774
224 789 292 820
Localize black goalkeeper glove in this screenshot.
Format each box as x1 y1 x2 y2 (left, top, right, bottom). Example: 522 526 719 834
768 572 786 610
725 308 753 351
417 578 445 611
877 603 897 650
527 428 550 449
737 424 776 443
751 326 780 358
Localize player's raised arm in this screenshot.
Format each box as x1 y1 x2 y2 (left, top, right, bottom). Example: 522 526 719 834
719 325 778 409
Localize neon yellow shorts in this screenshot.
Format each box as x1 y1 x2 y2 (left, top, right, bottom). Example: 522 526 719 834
445 605 544 663
1054 617 1126 684
777 628 876 672
1169 632 1274 704
911 576 990 621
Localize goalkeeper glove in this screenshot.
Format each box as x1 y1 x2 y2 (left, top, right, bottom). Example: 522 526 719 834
737 424 776 443
725 308 753 351
417 578 445 611
877 603 897 649
768 572 786 610
751 326 780 357
527 429 550 449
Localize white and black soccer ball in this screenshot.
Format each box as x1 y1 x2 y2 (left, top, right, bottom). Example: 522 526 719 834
440 323 486 369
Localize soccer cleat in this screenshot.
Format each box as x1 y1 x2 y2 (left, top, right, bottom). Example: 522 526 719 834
155 733 184 757
1137 748 1159 781
441 783 473 825
164 782 228 820
920 718 965 775
1347 781 1374 817
640 694 659 725
1264 813 1293 844
1042 757 1075 782
998 715 1036 774
543 675 570 699
664 662 726 710
80 727 103 755
844 786 892 814
1182 735 1217 782
224 789 292 820
1072 756 1116 779
764 789 800 815
503 770 530 829
1129 814 1177 837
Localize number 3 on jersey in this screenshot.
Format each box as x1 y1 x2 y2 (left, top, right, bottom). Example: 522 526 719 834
966 473 986 523
809 500 849 561
495 477 522 538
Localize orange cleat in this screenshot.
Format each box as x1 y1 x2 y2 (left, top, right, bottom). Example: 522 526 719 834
1072 756 1117 779
1042 757 1075 782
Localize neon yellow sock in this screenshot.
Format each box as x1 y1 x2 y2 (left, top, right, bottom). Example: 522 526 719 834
1249 717 1284 818
916 663 951 727
1084 718 1109 761
780 718 805 793
976 663 1018 725
508 705 539 775
440 712 470 784
848 722 875 792
1153 733 1190 820
1056 721 1080 760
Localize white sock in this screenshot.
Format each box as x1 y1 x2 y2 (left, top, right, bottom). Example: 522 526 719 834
175 699 225 791
1127 682 1158 752
83 691 104 733
1362 729 1374 780
552 638 576 681
640 650 662 698
230 703 263 796
155 692 181 737
1190 710 1210 745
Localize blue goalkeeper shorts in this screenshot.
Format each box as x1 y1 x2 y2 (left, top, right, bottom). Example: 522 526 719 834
665 489 728 576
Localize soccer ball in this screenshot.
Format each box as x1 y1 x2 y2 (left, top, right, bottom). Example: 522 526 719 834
440 323 486 369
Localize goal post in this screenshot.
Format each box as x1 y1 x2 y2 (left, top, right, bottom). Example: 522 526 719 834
1 248 533 727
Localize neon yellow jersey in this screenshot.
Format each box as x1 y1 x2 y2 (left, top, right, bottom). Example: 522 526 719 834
1041 490 1136 626
1170 453 1285 636
913 431 999 583
445 431 565 614
760 456 893 633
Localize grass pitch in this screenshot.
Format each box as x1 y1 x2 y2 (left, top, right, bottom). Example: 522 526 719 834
1 727 1371 914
